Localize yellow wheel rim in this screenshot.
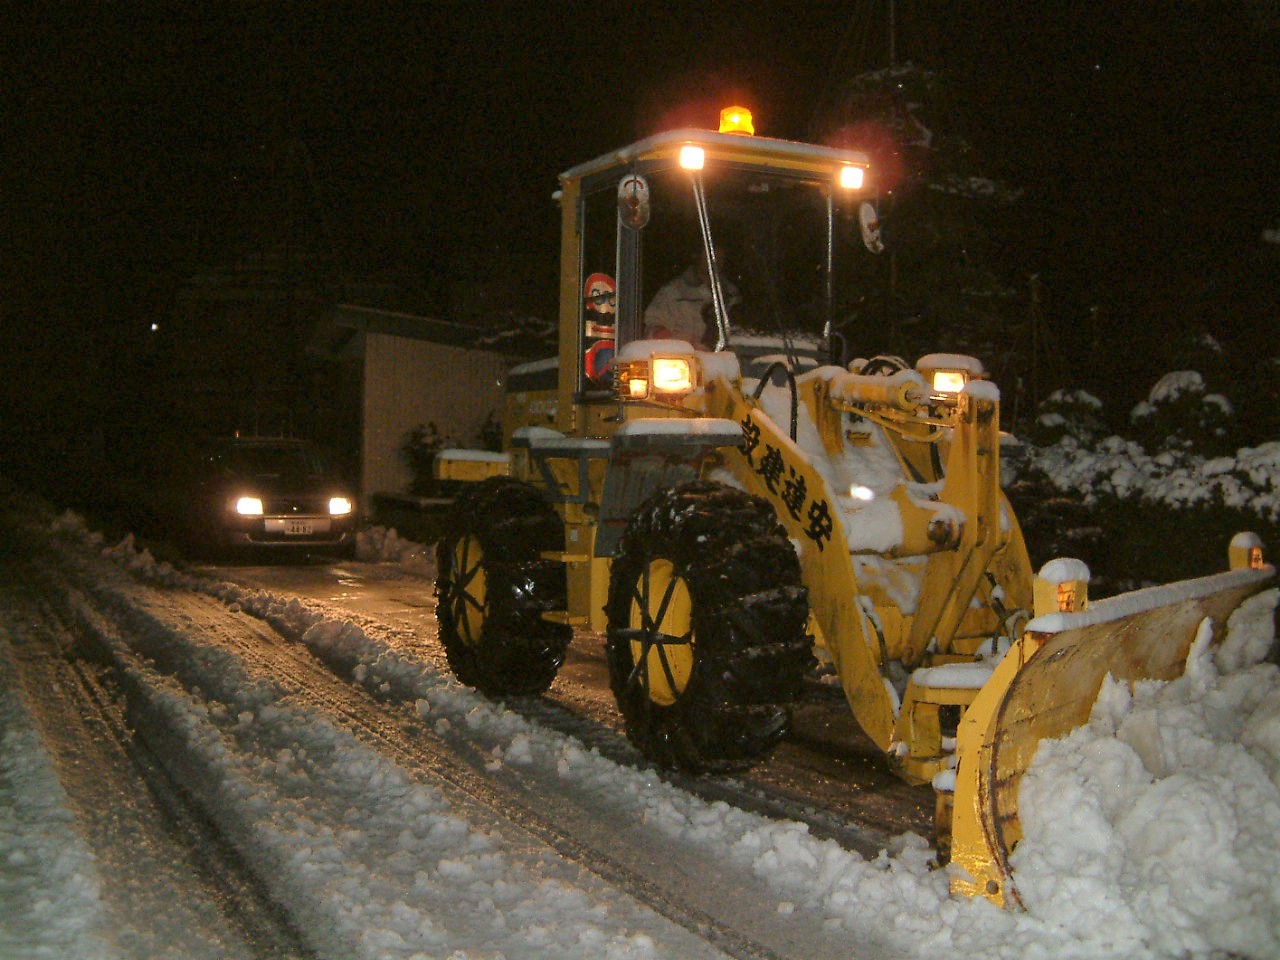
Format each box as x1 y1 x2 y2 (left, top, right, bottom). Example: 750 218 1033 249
628 559 694 706
450 534 486 644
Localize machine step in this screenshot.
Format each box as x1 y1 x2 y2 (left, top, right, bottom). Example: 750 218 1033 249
541 611 588 625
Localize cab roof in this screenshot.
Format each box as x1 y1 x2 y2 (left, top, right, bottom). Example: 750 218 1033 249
559 128 872 183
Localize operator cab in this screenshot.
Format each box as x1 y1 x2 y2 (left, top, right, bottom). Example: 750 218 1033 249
563 108 874 416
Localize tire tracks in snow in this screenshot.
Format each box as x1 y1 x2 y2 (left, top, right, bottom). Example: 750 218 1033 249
0 556 316 960
37 509 923 959
20 529 783 958
128 583 792 960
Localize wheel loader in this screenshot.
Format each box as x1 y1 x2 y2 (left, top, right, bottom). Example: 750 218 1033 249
432 107 1275 906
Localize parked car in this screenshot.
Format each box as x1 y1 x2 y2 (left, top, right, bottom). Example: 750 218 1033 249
184 436 358 559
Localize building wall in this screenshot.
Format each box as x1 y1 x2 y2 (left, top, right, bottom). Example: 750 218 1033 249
360 332 508 505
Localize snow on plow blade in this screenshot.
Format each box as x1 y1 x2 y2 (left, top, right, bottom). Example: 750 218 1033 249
949 563 1275 907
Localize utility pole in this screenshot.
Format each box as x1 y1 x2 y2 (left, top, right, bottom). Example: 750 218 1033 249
888 0 896 68
1029 274 1042 414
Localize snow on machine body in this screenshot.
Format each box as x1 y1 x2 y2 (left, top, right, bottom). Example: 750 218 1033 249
432 110 1275 906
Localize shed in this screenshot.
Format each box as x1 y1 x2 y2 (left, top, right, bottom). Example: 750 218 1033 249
308 304 533 511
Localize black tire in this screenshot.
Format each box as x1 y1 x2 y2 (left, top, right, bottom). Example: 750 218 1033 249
605 480 814 773
435 477 571 695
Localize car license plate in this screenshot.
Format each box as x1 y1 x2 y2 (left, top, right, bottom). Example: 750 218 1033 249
265 518 318 535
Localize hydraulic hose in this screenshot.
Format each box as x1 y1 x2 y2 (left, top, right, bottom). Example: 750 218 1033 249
751 362 799 442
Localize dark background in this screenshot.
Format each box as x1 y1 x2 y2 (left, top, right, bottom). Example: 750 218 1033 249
3 2 1278 507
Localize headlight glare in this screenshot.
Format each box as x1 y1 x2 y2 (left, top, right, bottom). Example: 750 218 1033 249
679 145 705 170
235 496 264 516
839 164 866 189
329 497 353 517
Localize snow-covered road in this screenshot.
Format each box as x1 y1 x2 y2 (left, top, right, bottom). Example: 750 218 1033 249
3 497 1279 959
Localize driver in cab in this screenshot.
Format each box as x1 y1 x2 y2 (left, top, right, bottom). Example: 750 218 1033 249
642 255 740 349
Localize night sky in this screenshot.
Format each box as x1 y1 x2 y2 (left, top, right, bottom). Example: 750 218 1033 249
7 3 1278 316
6 2 883 321
3 2 1277 491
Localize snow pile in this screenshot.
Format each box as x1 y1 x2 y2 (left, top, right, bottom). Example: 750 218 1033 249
356 524 434 573
1013 592 1280 958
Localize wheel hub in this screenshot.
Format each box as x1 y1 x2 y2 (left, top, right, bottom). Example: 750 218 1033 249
628 559 694 706
450 534 487 645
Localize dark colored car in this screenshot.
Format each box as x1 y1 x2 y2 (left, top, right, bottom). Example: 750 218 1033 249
186 436 358 558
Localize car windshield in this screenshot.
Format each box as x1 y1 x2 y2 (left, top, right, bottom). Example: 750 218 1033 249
216 443 326 479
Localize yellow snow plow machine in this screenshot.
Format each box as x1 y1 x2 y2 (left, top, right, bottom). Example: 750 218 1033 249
433 108 1275 906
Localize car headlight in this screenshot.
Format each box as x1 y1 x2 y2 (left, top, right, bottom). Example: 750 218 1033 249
235 496 264 516
328 497 353 517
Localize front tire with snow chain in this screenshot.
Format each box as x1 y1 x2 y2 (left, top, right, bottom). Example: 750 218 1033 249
605 480 814 773
435 477 571 696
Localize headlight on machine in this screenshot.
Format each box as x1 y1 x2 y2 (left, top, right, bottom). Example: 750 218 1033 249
616 356 695 399
328 497 353 517
235 496 264 516
651 357 693 394
930 369 968 395
916 354 985 403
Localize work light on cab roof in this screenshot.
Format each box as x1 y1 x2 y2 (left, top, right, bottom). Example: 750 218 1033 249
839 164 865 189
678 145 705 170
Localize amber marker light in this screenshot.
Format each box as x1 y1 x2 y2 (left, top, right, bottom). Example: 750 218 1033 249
718 106 754 135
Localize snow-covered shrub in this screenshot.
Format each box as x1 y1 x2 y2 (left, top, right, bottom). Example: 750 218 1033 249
1029 389 1108 446
1129 370 1235 455
1234 442 1280 500
1240 354 1280 444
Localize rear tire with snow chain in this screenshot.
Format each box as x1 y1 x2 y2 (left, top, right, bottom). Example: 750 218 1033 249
435 477 571 696
605 480 814 773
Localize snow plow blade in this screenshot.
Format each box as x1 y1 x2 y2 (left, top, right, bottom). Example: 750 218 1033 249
949 563 1275 907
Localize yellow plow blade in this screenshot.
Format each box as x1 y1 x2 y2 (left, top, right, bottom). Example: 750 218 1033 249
950 564 1275 907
